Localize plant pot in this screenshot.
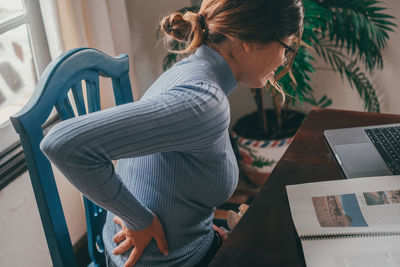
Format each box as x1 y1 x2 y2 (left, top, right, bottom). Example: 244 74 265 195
231 132 293 187
231 109 305 187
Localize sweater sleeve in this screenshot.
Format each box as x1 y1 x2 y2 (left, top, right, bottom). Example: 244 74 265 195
40 81 230 231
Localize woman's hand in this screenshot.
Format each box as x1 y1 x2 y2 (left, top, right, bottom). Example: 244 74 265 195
112 215 169 267
212 224 229 244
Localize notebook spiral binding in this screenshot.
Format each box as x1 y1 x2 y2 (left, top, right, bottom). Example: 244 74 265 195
300 231 400 241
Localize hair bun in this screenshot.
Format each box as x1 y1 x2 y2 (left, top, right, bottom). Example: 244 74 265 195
160 11 210 54
161 12 191 42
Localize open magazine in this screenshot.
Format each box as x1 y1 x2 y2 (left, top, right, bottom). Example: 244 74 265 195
286 175 400 267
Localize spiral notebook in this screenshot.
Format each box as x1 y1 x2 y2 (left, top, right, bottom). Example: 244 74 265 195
286 176 400 267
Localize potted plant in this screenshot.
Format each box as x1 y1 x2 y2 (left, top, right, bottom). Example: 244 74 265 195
159 0 397 187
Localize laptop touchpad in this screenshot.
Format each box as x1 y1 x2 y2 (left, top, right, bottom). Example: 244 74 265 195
334 143 391 178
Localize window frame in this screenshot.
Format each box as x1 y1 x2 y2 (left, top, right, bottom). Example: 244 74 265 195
0 0 51 186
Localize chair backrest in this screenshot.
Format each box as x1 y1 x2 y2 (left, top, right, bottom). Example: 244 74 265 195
10 48 134 267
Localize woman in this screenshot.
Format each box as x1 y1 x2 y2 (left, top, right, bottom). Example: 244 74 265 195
40 0 303 266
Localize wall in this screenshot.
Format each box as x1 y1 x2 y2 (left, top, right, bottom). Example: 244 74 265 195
0 166 86 267
126 0 191 96
0 166 87 267
0 172 51 266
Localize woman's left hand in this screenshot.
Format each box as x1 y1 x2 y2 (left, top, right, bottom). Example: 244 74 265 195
112 215 169 267
212 224 229 244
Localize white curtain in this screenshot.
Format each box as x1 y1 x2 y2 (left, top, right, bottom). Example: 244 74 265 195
39 0 139 107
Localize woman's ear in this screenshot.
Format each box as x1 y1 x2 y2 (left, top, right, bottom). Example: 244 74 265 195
242 42 252 53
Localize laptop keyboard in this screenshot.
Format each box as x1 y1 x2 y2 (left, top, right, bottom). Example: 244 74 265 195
365 126 400 174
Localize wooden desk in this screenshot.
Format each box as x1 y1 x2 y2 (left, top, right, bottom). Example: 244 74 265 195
209 108 400 267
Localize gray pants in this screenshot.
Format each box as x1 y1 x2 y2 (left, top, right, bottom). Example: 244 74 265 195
105 251 118 267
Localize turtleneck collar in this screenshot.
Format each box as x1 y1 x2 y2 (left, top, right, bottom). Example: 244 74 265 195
194 45 238 96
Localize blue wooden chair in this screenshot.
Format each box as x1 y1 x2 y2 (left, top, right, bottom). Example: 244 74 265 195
10 48 134 267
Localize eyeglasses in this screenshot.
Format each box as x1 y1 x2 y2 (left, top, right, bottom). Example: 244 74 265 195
273 30 303 81
276 39 297 67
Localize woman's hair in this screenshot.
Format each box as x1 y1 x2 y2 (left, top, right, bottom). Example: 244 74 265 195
160 0 304 53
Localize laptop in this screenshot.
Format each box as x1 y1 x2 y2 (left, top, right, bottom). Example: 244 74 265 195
324 123 400 178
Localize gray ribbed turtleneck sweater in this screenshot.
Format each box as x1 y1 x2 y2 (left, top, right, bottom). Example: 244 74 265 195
40 45 239 266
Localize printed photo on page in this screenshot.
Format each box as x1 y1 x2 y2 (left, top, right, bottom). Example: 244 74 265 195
286 175 400 236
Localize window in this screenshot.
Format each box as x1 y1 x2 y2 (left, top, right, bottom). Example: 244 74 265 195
0 0 50 152
0 0 51 189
